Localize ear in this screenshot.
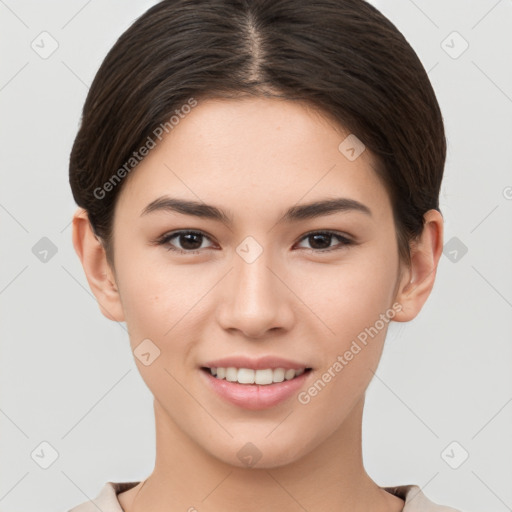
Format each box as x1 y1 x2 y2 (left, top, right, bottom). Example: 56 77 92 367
392 209 444 322
71 208 125 322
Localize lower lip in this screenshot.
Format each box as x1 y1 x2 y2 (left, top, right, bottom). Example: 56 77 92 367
200 368 312 410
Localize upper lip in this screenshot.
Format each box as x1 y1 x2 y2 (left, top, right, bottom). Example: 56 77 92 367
202 356 312 371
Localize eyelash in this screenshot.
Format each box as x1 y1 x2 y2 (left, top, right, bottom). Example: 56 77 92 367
154 230 354 255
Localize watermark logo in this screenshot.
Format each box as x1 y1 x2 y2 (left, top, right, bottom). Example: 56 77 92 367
297 302 402 405
31 31 59 59
237 442 263 467
134 338 161 366
236 236 264 264
32 237 58 263
338 133 366 161
31 441 59 469
441 441 469 469
443 236 468 263
441 31 469 60
93 97 198 200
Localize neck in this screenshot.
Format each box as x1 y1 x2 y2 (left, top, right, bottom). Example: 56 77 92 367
126 397 403 512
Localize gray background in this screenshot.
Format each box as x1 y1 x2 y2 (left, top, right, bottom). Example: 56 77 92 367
0 1 511 511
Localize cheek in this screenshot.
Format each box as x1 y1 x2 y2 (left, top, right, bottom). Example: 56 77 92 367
114 246 178 343
299 241 399 405
115 264 203 411
114 248 215 369
296 264 398 432
310 247 399 348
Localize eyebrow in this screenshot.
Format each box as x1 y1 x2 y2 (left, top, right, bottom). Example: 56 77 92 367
140 196 372 225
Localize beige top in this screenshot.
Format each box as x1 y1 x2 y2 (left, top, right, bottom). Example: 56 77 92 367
67 481 463 511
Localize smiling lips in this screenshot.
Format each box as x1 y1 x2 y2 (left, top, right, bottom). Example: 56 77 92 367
200 356 313 409
202 355 312 385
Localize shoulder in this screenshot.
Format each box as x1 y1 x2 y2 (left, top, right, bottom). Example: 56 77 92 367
383 484 464 512
67 481 140 512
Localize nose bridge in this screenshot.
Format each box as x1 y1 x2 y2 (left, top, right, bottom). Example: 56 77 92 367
233 238 280 310
217 237 292 337
236 248 275 302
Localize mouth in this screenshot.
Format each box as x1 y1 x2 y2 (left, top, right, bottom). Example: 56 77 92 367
201 366 313 385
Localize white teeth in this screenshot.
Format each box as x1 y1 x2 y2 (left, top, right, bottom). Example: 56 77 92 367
284 369 296 380
255 369 273 385
273 368 285 383
208 367 308 385
226 367 238 382
238 368 255 384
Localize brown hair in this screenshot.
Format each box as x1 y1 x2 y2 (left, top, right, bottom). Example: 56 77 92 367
69 0 446 266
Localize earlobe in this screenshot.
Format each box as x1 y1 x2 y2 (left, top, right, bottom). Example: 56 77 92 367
393 209 444 322
71 208 125 322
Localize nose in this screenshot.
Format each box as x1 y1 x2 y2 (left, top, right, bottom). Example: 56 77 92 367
216 248 295 339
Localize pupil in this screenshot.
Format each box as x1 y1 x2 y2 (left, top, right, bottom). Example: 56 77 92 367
310 234 330 249
181 233 201 250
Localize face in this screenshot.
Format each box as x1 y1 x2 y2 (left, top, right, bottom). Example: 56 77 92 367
109 97 405 468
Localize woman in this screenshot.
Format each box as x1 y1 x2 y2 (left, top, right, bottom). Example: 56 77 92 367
67 0 463 510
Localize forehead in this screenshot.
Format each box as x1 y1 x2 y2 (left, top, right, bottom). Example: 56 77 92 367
115 97 391 221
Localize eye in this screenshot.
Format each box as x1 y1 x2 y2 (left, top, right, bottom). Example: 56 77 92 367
156 230 216 254
295 231 353 252
155 229 353 255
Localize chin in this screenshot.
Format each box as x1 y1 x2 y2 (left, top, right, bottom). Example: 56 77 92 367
203 430 315 470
